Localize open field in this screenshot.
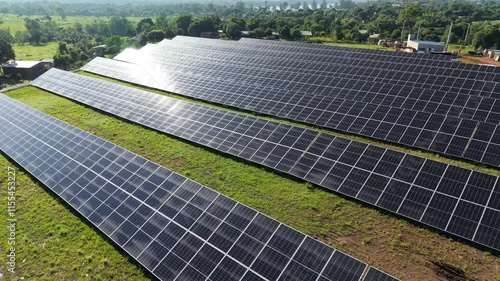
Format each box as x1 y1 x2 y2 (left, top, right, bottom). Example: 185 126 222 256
473 20 500 25
309 37 393 51
0 14 143 34
1 83 499 281
12 42 59 60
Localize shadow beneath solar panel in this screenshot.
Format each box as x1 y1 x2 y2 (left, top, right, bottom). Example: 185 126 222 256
0 151 159 281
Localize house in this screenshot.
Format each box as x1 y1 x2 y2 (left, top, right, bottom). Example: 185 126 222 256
301 31 313 37
268 32 281 40
1 59 53 80
91 44 108 57
406 34 444 54
368 34 380 43
486 49 500 59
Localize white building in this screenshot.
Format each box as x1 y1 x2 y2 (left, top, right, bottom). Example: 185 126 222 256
406 34 445 54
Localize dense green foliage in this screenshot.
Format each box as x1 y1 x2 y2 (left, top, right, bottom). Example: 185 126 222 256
0 39 15 63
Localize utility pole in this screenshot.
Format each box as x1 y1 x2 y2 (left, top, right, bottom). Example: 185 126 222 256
417 24 421 40
401 20 406 42
464 23 471 48
445 22 453 52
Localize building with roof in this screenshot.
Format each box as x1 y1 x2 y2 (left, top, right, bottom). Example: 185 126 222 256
368 34 381 43
91 44 108 57
486 49 500 59
406 34 445 54
1 59 53 80
301 31 313 37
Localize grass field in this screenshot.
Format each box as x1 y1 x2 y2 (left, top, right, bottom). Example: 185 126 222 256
309 37 393 51
0 14 143 34
12 42 59 60
0 83 499 280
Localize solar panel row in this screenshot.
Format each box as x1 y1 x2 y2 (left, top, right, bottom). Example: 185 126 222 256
172 36 500 85
237 38 457 61
174 37 457 63
81 57 500 168
33 69 500 252
0 93 398 281
120 43 500 125
155 40 500 96
169 38 455 67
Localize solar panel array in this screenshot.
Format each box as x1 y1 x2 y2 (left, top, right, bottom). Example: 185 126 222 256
82 56 500 168
120 42 500 125
33 69 500 252
236 37 457 61
0 92 399 281
169 36 500 96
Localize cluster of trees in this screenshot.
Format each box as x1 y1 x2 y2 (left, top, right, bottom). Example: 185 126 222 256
0 19 16 78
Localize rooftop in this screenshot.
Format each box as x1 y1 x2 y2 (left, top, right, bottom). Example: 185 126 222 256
2 61 41 68
408 39 444 46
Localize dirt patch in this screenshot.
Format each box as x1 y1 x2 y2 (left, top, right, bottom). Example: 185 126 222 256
458 54 500 66
427 261 473 281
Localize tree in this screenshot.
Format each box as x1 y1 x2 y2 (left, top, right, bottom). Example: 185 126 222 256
165 28 176 38
58 42 69 54
105 35 124 54
146 30 165 43
53 54 70 70
55 6 66 21
188 16 218 37
225 22 242 40
291 28 302 40
155 15 169 30
371 15 397 35
254 27 266 38
235 1 246 14
280 25 292 40
291 2 301 9
24 18 42 44
108 16 132 36
391 29 401 39
339 0 356 10
311 0 318 10
0 29 14 43
171 14 192 34
136 18 154 35
265 28 273 37
14 31 28 45
398 3 424 26
0 40 15 64
320 0 327 10
472 22 500 49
